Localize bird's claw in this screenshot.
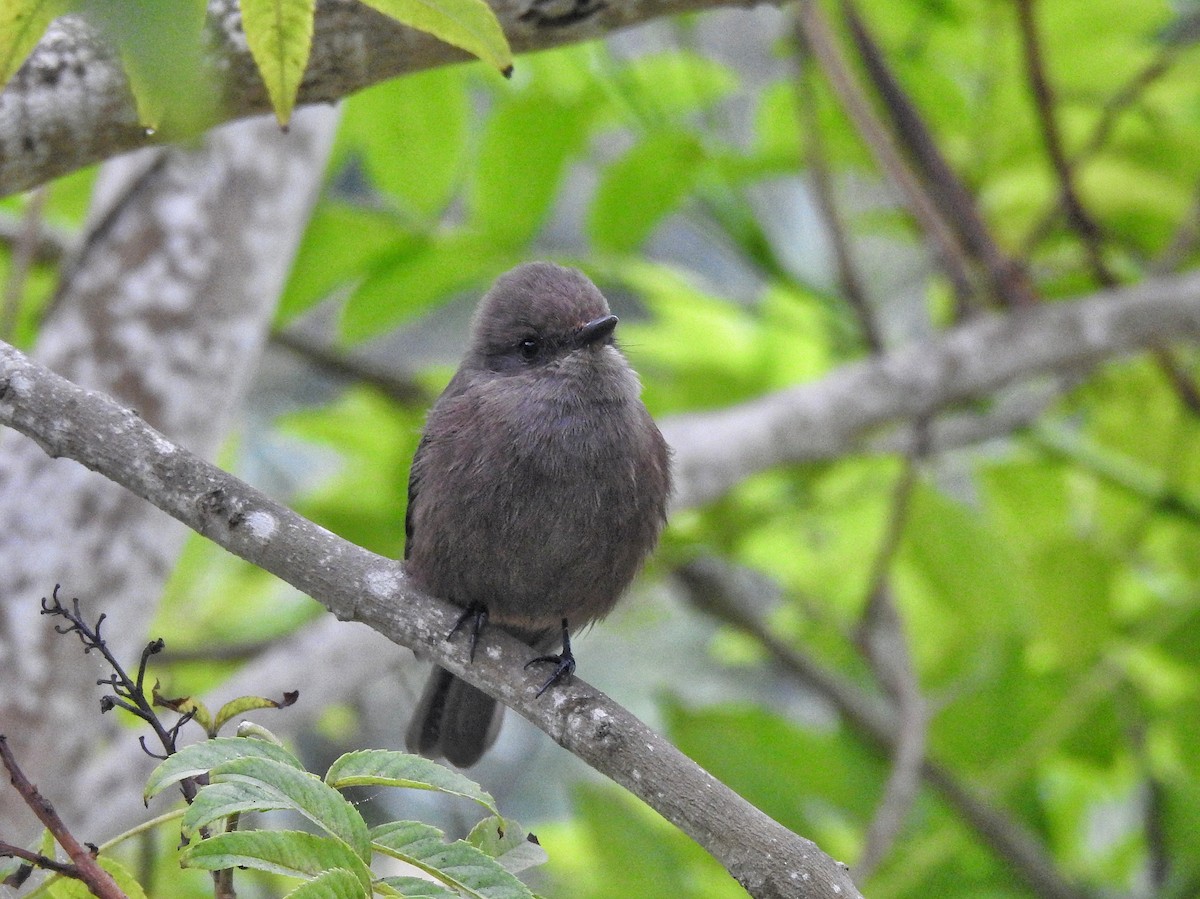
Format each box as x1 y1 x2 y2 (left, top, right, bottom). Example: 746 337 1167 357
447 603 489 662
525 618 575 697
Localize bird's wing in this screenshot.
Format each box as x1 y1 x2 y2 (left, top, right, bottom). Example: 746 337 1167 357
404 433 430 561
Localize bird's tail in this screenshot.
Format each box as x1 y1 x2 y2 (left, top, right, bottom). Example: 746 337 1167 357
405 666 503 768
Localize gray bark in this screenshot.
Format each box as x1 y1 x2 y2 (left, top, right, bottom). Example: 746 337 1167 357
0 106 338 842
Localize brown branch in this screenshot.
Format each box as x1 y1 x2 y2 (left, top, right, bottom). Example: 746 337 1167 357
674 558 1089 899
840 0 1036 311
0 736 127 899
795 0 979 314
269 328 432 406
792 21 882 352
0 337 861 899
852 461 926 878
0 841 80 879
1014 0 1115 286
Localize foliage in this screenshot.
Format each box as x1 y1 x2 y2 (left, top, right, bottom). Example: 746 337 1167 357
140 736 546 898
5 0 1200 898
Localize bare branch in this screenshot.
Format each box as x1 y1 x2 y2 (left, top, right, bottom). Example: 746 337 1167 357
1014 0 1114 285
0 736 126 899
664 272 1200 511
791 18 881 352
796 0 977 313
852 464 927 878
0 338 861 899
840 0 1036 311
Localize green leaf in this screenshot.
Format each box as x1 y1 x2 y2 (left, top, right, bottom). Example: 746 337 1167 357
0 0 66 86
335 67 471 218
359 0 512 75
77 0 216 135
282 867 369 899
338 233 512 342
470 92 593 246
144 736 304 803
205 756 372 861
181 830 373 890
589 130 704 252
326 750 499 818
371 820 534 899
213 691 299 735
377 876 461 897
277 201 412 325
466 816 547 874
240 0 316 126
610 50 738 116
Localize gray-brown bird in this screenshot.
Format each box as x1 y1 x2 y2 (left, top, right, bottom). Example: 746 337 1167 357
403 262 671 767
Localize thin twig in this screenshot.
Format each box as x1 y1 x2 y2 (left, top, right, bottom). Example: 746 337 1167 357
269 328 431 406
792 21 882 352
796 0 979 315
840 0 1036 311
0 736 127 899
852 460 927 878
0 188 49 341
1014 0 1115 286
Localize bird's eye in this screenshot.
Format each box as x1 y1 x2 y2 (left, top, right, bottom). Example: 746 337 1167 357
518 337 541 361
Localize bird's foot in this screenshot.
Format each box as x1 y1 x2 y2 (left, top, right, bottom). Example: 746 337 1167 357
524 618 575 697
447 603 489 662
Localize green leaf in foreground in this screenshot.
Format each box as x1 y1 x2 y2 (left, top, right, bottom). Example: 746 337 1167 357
360 0 512 75
0 0 66 87
144 735 304 803
372 820 534 899
377 876 460 897
240 0 315 125
181 830 372 891
282 867 369 899
326 750 499 817
207 756 372 861
467 816 548 874
47 854 148 899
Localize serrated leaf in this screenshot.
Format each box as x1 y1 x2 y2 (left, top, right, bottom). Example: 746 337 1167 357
377 875 461 898
240 0 315 125
466 817 547 874
589 130 704 252
371 821 533 899
181 830 373 890
182 781 280 835
207 756 371 861
0 0 66 87
359 0 511 76
144 736 304 803
326 750 498 818
282 867 368 899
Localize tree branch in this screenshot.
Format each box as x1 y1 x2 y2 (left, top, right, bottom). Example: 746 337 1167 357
0 0 770 197
664 271 1200 511
0 338 861 899
0 735 126 899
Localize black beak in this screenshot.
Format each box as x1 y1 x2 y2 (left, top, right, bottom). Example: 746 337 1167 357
577 314 619 347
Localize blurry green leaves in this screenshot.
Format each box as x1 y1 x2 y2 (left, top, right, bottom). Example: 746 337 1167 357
78 0 216 135
0 0 67 85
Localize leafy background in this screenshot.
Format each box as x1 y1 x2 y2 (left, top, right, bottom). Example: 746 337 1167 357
4 0 1200 897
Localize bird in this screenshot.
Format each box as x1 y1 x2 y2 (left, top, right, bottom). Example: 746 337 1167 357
403 262 672 768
